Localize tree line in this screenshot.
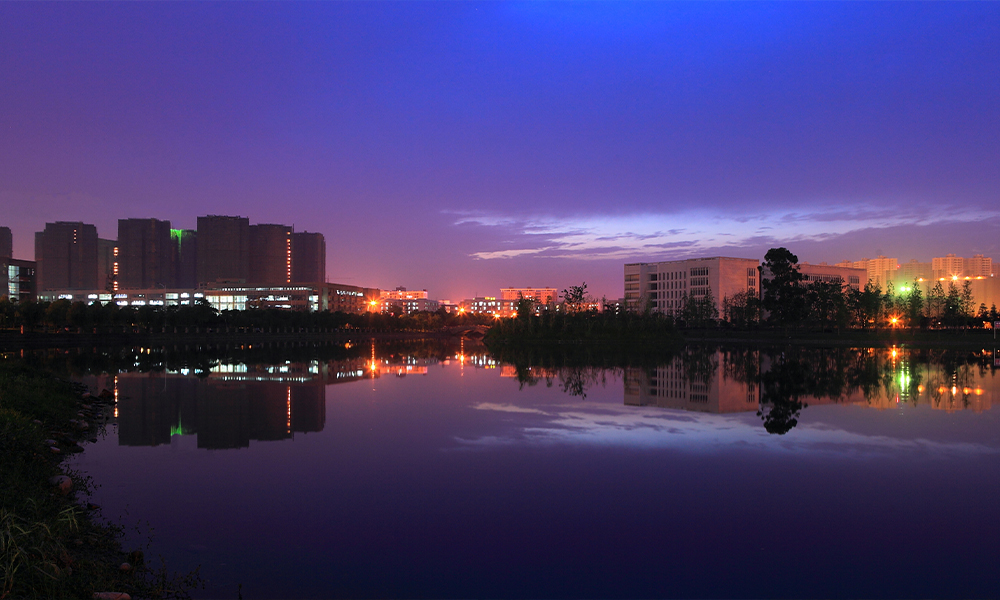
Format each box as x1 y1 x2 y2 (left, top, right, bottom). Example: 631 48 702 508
654 248 998 330
0 297 499 334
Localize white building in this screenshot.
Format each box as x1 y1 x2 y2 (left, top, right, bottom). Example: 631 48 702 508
624 257 759 316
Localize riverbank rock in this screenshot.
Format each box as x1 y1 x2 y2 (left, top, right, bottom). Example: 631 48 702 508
49 475 72 494
50 446 61 454
119 562 131 571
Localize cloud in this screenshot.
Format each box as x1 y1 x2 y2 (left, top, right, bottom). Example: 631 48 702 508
450 202 1000 262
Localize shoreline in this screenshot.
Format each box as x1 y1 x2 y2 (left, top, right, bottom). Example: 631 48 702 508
0 362 201 598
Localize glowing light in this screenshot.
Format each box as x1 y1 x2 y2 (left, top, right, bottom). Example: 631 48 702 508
917 385 925 393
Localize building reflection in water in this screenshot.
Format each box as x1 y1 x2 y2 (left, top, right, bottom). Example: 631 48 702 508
624 352 760 414
112 357 384 449
623 347 997 424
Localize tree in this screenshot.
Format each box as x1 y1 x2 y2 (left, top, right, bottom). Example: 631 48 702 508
722 290 760 329
905 279 924 327
516 295 536 320
760 247 806 327
561 283 588 314
681 288 717 327
805 280 848 331
927 281 945 321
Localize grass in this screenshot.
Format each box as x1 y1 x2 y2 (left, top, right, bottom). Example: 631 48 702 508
0 360 201 599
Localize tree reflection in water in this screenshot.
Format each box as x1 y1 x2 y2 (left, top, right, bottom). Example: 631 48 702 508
497 344 997 435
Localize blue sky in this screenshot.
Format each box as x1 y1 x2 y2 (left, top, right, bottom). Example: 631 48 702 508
2 2 997 299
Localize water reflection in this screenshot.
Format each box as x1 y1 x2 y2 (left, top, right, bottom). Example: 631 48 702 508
15 341 998 443
621 346 997 433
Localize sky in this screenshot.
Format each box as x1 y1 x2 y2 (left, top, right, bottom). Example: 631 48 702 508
1 2 998 301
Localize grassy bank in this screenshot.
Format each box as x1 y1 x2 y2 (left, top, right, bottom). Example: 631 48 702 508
0 361 199 599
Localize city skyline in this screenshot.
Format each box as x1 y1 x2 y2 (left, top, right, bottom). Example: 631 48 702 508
2 3 998 301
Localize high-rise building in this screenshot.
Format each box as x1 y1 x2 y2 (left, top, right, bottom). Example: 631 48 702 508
0 227 11 259
964 254 993 278
34 221 99 290
932 254 966 280
897 259 932 285
837 256 898 289
624 257 759 315
118 219 174 289
248 224 293 285
196 215 249 285
291 231 326 283
97 238 118 291
172 229 198 289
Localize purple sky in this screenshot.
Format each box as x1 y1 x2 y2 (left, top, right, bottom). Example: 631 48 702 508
2 2 997 301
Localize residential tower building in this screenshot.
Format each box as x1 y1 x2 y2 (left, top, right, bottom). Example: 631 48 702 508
34 221 99 290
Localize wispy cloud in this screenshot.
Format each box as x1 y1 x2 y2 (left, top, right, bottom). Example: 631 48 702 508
449 203 1000 261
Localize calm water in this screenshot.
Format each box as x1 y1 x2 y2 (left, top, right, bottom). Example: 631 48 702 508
57 341 1000 599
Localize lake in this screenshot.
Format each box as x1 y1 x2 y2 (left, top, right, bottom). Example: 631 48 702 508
57 340 1000 599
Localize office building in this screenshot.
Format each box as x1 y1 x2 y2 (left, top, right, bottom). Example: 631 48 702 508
500 287 558 306
172 229 197 289
381 287 429 301
118 218 174 289
291 231 325 283
0 227 11 259
249 224 294 285
463 296 515 316
34 221 99 290
197 215 249 285
624 257 759 316
789 263 866 291
1 257 36 302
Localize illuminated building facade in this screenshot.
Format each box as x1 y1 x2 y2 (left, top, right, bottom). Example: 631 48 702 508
836 256 899 289
0 226 11 259
464 296 515 316
196 215 250 285
291 231 325 283
381 287 429 301
34 221 99 290
326 283 381 314
39 282 381 314
500 287 558 306
118 218 174 289
624 256 759 315
378 287 438 314
1 257 36 302
932 254 993 280
249 224 294 285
